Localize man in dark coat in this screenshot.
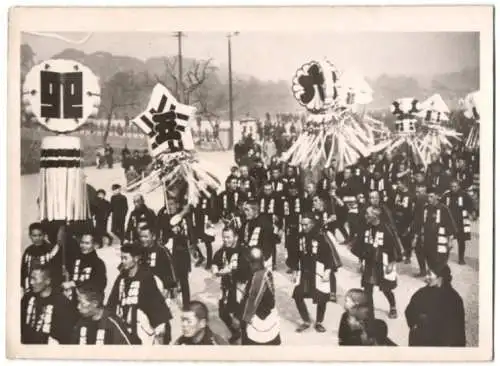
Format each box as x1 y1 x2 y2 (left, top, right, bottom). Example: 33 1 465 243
292 214 339 333
21 265 78 344
62 231 107 303
21 222 63 294
104 144 114 169
240 247 281 345
411 188 458 274
137 226 178 300
72 282 141 344
351 207 403 319
441 179 477 265
125 194 157 243
175 301 228 345
92 189 112 246
212 226 249 344
405 264 466 347
106 244 172 345
239 200 277 270
110 184 128 245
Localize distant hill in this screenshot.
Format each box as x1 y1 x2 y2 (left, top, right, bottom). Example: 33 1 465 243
23 46 479 119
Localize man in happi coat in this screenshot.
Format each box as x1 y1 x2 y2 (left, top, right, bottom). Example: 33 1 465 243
310 195 343 302
411 188 458 273
268 165 286 194
21 222 63 294
125 194 157 243
441 179 477 265
216 176 242 224
62 231 107 303
240 247 281 345
258 181 283 269
391 177 415 264
212 226 250 344
239 165 258 198
175 301 228 345
282 182 305 274
351 207 402 319
72 282 140 345
137 226 178 301
106 244 172 345
21 265 78 344
324 182 349 240
337 167 364 239
239 200 278 270
292 214 339 333
191 189 217 269
405 264 466 347
163 215 194 309
366 168 391 204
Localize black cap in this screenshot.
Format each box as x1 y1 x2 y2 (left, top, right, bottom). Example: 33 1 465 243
112 184 121 190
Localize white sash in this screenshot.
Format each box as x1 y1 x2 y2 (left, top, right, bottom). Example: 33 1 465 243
246 308 280 344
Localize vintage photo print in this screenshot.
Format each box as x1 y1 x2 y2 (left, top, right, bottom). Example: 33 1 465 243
7 6 494 362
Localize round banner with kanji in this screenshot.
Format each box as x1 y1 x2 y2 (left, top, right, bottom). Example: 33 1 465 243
292 60 338 114
22 59 101 133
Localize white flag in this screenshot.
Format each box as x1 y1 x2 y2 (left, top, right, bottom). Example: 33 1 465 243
133 83 196 156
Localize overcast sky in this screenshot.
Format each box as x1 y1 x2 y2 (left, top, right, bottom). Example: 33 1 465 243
22 32 479 81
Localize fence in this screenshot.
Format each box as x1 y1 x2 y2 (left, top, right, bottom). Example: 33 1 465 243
20 123 233 175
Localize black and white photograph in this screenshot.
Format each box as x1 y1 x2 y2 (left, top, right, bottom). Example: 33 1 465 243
7 6 494 362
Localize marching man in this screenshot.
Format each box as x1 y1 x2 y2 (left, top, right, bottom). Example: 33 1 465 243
106 245 173 345
72 282 140 344
411 188 458 274
351 207 402 319
21 265 78 344
292 214 338 333
239 200 277 270
240 247 281 345
62 231 107 303
212 226 249 344
441 180 477 265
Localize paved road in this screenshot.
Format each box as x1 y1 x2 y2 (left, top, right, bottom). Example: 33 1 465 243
21 151 479 346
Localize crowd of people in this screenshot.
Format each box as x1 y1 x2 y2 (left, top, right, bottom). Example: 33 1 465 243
21 129 478 346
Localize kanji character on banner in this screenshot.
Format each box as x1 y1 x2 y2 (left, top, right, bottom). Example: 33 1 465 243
22 59 101 133
133 84 195 157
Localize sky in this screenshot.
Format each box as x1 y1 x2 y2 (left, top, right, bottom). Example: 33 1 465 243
22 32 479 81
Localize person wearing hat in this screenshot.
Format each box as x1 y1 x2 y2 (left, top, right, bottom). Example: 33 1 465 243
405 264 466 346
351 206 402 319
240 247 281 345
411 187 458 274
110 184 128 246
106 244 173 345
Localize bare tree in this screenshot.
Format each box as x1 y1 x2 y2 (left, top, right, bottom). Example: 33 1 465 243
100 71 139 145
157 57 216 104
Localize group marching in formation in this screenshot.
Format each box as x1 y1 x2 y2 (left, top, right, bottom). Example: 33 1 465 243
21 128 477 347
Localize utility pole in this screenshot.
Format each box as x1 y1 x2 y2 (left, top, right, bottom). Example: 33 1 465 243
227 32 239 149
173 31 184 102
